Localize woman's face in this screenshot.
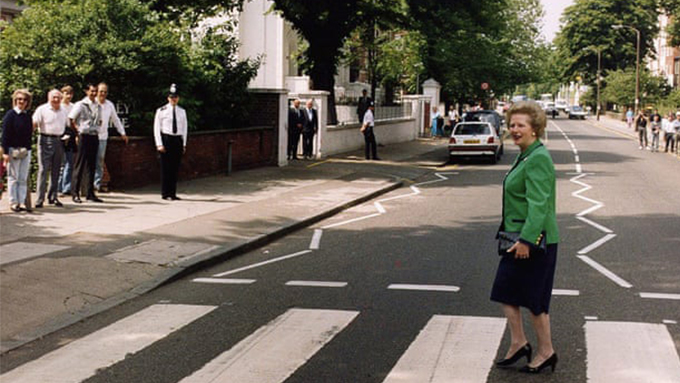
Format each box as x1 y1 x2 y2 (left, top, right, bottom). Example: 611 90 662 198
509 113 536 150
14 94 28 111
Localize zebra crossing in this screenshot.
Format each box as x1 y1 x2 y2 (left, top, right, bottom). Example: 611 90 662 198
2 304 679 383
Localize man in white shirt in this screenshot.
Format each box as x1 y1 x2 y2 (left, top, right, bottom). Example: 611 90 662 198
33 89 68 207
361 101 380 160
154 84 187 200
69 84 102 203
94 82 128 191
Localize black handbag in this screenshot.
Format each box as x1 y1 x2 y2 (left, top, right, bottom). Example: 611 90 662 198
497 231 547 256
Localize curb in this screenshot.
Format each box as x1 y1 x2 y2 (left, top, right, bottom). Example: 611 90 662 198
1 179 403 355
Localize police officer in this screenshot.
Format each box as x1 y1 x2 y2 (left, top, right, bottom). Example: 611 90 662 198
154 84 187 201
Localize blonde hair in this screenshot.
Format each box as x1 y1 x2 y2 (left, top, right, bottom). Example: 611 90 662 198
61 85 74 95
12 89 32 109
506 101 547 137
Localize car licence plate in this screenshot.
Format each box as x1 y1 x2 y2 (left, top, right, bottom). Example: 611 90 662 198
464 139 480 144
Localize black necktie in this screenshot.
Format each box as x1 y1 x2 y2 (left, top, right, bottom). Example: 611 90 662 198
172 107 177 134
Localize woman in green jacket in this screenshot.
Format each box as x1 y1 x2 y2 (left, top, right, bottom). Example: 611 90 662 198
491 101 559 374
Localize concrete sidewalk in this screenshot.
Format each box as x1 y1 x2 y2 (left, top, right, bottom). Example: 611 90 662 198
587 114 680 157
0 138 448 353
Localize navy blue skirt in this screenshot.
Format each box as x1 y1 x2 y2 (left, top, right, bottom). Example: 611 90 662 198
490 244 558 315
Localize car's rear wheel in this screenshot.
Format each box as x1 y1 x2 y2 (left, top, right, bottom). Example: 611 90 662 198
490 153 498 164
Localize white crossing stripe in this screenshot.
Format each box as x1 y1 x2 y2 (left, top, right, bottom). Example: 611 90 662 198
552 289 580 296
585 321 680 383
179 308 358 383
388 284 460 292
0 304 216 383
383 315 506 383
193 278 257 284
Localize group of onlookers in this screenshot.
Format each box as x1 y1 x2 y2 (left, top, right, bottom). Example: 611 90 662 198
2 82 187 212
626 108 680 153
1 83 128 212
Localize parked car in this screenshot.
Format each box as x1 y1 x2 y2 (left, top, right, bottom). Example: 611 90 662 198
543 101 557 118
449 122 503 164
568 105 587 119
461 110 504 138
555 99 568 113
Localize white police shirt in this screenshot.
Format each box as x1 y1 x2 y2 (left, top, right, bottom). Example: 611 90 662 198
153 103 187 147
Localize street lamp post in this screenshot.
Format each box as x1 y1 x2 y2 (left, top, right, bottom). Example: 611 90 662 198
612 24 641 114
586 46 603 120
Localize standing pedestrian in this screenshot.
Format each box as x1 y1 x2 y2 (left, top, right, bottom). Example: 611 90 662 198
154 84 187 201
2 89 34 212
626 107 634 129
491 101 559 374
672 112 680 154
431 106 441 138
650 113 661 152
68 83 103 203
447 105 459 133
58 85 77 196
287 99 304 160
32 89 68 208
94 82 128 191
361 101 380 160
356 89 372 123
301 100 318 159
634 110 648 150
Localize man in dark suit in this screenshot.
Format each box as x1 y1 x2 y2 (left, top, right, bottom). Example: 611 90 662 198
301 100 318 159
356 89 372 123
287 99 304 160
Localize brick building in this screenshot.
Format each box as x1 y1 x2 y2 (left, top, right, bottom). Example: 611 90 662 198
649 14 680 88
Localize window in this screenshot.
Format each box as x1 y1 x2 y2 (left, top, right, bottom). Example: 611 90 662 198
456 124 491 136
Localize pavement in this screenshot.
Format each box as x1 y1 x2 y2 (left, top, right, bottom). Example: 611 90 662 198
0 138 449 354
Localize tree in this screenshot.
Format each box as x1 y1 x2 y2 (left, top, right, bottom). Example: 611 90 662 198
553 0 659 85
601 68 671 109
0 0 257 132
659 0 680 45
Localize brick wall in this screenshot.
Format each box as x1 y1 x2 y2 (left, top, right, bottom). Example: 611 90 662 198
104 127 277 190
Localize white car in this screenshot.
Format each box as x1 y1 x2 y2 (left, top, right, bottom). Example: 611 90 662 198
555 99 568 113
568 105 587 119
449 122 503 164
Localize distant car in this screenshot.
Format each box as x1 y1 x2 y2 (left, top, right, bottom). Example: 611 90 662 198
568 105 587 120
543 101 557 117
511 95 528 103
449 122 503 164
555 99 568 113
461 110 505 138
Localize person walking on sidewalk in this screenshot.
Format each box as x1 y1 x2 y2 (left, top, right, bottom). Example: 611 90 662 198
361 101 380 160
287 99 304 160
94 83 129 192
69 84 103 203
634 110 648 150
1 89 34 212
301 100 318 159
32 89 68 208
154 84 187 201
626 107 634 129
664 112 678 153
58 85 77 196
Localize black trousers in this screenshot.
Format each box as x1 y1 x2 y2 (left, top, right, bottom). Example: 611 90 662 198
364 128 377 159
73 134 99 198
288 128 301 159
302 131 315 157
160 134 183 198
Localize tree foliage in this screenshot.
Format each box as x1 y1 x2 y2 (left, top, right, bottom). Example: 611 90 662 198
553 0 659 85
601 68 671 108
0 0 258 132
659 0 680 45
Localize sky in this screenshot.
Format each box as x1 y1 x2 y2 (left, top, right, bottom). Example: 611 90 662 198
540 0 575 42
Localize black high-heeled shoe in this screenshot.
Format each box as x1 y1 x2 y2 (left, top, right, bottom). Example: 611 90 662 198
495 343 532 367
520 353 558 373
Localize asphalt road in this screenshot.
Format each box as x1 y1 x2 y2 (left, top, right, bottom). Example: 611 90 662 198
2 116 679 383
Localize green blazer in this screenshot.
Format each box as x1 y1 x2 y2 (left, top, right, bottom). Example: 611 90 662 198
501 140 559 246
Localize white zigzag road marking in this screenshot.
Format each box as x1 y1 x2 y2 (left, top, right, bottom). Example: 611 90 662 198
550 121 631 288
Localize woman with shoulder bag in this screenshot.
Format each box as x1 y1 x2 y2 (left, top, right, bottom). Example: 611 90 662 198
491 101 559 374
2 89 34 212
